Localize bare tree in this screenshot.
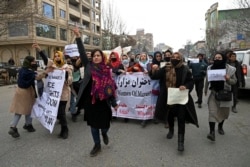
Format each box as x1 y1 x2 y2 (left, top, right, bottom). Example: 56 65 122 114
0 0 37 37
101 0 128 50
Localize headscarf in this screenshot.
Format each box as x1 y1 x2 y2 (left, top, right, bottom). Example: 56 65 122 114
138 53 149 71
210 52 227 91
22 55 35 69
152 51 163 66
90 49 117 104
109 51 121 68
53 51 65 68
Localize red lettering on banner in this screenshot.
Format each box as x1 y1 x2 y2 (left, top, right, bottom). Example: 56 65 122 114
137 111 153 116
119 103 127 107
119 109 129 114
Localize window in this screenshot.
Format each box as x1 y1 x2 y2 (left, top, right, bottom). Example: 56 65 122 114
92 23 96 32
8 21 28 37
83 35 90 44
36 23 56 39
43 2 54 19
93 36 100 46
60 28 67 41
60 9 66 19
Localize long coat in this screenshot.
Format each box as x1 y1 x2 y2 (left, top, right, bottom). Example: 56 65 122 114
149 65 199 127
75 38 117 129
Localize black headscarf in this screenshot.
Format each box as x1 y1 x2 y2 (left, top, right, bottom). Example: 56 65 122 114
152 51 163 66
210 52 227 91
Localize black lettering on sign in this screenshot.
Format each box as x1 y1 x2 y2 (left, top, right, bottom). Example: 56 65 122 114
46 97 58 107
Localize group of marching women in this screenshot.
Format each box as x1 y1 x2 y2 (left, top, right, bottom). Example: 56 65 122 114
7 27 238 157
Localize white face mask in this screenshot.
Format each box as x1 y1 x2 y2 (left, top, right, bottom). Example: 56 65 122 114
122 59 129 65
148 59 152 63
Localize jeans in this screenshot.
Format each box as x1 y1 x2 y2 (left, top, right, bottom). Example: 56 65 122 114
91 127 109 144
69 92 77 114
10 114 32 127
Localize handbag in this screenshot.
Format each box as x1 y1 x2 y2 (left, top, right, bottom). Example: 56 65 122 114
215 90 232 101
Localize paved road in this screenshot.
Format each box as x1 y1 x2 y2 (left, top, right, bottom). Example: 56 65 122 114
0 85 250 167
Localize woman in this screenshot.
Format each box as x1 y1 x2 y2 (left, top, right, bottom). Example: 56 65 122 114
8 56 52 138
108 51 122 75
204 52 237 141
150 52 199 151
33 45 73 139
127 52 150 73
73 27 118 157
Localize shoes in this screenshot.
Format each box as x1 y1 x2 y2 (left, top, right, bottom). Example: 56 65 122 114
102 133 109 145
198 104 202 108
90 144 101 157
195 101 198 104
153 118 159 124
232 107 238 113
8 127 20 138
124 118 129 123
166 128 174 139
177 134 184 151
23 124 36 132
207 132 215 141
141 120 146 128
218 127 225 135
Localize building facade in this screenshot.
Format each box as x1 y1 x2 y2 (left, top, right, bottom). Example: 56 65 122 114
0 0 101 65
131 29 154 54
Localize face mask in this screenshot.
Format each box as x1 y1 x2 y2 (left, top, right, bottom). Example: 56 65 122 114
130 58 134 62
111 58 116 62
171 59 181 66
88 57 92 61
148 59 152 63
213 60 223 66
31 64 38 71
164 57 171 62
122 59 129 65
135 58 139 63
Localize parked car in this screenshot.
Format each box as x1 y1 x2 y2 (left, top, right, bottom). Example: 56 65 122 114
234 49 250 90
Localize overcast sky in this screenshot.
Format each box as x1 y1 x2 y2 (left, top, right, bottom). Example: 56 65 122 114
111 0 235 51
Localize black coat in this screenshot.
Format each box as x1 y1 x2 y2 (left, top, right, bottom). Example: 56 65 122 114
149 65 199 127
75 38 117 128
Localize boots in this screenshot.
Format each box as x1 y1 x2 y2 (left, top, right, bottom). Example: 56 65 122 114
8 127 20 138
102 133 109 145
207 131 215 141
58 126 68 139
166 127 174 139
218 121 225 135
90 143 101 157
178 134 184 151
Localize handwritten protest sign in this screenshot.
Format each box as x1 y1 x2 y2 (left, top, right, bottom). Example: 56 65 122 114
167 88 189 105
64 44 80 57
31 70 65 133
207 69 226 82
112 72 158 120
188 58 199 63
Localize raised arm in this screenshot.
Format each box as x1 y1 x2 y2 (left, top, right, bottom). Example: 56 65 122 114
32 43 48 65
72 27 88 67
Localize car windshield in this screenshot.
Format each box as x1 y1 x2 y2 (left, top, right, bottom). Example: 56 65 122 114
235 53 244 64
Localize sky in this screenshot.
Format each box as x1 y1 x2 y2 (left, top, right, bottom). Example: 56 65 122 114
111 0 236 51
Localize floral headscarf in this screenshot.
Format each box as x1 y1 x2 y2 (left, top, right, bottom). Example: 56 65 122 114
90 49 117 104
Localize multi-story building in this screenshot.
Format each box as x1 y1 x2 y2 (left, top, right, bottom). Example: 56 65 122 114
0 0 101 65
131 29 154 54
205 3 250 56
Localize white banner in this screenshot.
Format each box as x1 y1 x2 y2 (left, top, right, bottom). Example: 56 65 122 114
31 70 65 133
112 72 159 120
64 44 80 57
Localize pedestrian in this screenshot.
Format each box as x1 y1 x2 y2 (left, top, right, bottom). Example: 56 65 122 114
33 44 73 139
73 27 118 157
227 52 245 113
204 51 237 141
189 53 208 108
8 57 15 66
8 56 52 138
150 52 199 151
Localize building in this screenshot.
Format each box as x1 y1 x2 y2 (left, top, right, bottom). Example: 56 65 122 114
131 29 154 54
0 0 101 65
205 3 250 56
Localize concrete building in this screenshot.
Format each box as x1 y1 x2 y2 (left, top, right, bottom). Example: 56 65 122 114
0 0 101 65
131 29 154 54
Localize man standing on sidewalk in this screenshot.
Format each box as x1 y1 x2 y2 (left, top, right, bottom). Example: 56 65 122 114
189 53 208 108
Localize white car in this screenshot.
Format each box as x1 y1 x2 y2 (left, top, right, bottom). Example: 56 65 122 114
234 49 250 90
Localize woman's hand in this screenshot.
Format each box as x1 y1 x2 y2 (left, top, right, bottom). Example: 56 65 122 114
72 26 81 38
113 105 119 111
179 85 186 90
152 64 159 70
225 74 230 81
32 43 42 52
